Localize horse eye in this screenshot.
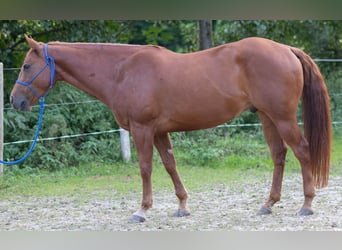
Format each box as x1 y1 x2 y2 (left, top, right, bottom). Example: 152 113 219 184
23 64 31 71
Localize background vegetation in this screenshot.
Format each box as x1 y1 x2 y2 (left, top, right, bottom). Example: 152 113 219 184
1 20 342 172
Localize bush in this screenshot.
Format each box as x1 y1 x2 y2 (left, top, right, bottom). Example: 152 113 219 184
325 69 342 122
3 83 120 171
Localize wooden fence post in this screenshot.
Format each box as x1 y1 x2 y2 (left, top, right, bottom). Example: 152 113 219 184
120 127 131 162
0 63 4 174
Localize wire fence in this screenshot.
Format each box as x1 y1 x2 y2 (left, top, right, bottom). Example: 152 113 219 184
1 60 342 147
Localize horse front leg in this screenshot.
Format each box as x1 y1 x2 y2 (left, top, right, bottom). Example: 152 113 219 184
128 125 154 223
154 132 190 217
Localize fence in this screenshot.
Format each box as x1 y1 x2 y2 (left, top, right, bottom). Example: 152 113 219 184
1 60 342 174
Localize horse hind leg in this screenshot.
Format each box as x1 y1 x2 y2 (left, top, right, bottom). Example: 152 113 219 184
154 132 190 217
257 112 288 215
272 117 315 216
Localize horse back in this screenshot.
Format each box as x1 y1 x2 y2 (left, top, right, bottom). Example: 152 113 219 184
114 38 303 132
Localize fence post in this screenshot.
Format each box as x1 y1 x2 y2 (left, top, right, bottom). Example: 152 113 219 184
0 63 4 174
120 127 131 162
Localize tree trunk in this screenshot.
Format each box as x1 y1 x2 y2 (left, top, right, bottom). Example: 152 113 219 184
198 20 213 50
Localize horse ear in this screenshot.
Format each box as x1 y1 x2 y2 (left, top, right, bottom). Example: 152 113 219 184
24 34 39 50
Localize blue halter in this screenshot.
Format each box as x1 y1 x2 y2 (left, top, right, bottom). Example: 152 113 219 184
15 43 56 99
0 43 55 165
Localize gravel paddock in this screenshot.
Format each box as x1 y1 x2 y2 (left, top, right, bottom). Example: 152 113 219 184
0 175 341 231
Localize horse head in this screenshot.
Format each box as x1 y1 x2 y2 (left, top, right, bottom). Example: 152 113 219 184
10 35 56 111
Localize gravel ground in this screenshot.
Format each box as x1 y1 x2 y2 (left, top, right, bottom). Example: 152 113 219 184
0 174 341 231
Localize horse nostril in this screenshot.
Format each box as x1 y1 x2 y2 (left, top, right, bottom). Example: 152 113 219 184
10 96 14 105
20 100 27 111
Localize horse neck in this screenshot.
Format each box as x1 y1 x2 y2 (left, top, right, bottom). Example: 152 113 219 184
49 42 142 107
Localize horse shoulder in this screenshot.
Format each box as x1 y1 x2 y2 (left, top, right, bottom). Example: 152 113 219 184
113 46 169 125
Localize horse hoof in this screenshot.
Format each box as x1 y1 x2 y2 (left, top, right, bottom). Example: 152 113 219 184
128 214 146 223
298 207 314 216
257 207 272 215
174 209 191 217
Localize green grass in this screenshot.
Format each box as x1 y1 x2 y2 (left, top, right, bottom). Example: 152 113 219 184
0 131 341 199
0 162 253 197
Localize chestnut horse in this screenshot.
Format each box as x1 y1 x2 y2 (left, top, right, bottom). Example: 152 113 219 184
10 35 331 223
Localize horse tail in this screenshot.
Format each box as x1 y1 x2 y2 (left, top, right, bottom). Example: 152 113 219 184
290 47 332 188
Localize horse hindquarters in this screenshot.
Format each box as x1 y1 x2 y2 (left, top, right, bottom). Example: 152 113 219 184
257 47 332 216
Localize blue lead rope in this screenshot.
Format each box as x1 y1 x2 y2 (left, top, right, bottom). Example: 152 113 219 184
0 99 45 165
1 43 54 165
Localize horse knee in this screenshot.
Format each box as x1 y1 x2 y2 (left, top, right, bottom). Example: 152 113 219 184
139 164 152 178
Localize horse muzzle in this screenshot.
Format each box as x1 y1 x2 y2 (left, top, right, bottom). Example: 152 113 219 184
10 94 32 112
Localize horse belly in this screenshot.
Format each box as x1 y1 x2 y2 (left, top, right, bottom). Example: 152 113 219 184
157 74 249 131
159 95 248 132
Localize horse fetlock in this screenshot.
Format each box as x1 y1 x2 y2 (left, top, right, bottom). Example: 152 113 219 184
176 190 188 200
141 202 153 211
269 196 281 204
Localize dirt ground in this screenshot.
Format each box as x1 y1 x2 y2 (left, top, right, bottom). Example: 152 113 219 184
0 174 341 231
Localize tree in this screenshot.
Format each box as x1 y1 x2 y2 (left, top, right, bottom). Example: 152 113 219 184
198 20 213 50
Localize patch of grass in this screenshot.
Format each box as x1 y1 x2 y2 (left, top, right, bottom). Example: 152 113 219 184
0 162 268 200
0 130 341 199
0 163 140 198
331 130 342 176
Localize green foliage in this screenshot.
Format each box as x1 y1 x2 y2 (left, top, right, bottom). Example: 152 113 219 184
323 69 342 125
3 83 121 170
117 20 197 52
171 127 269 169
